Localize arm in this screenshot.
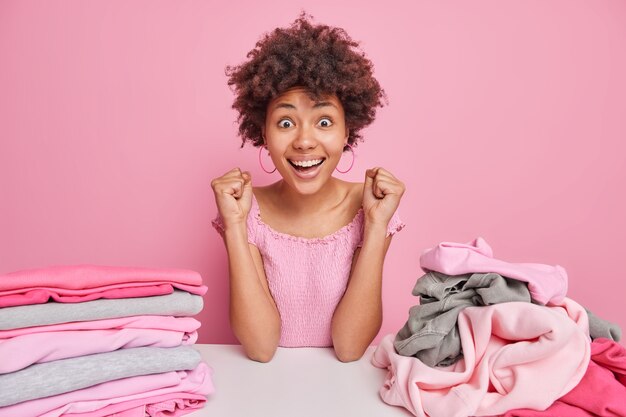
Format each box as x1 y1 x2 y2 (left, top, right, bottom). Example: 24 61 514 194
212 168 281 362
331 231 394 362
331 167 405 362
222 230 281 362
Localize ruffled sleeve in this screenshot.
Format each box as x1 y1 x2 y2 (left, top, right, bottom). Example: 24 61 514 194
386 210 405 237
210 197 259 245
356 209 406 248
210 214 226 237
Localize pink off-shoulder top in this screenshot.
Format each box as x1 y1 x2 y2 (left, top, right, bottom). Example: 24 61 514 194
212 194 405 348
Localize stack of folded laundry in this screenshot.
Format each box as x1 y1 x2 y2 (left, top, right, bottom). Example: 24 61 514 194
372 237 625 417
0 265 214 417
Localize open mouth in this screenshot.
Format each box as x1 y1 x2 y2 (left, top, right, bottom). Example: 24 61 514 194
288 158 325 172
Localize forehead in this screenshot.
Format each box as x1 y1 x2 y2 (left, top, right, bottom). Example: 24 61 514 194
267 87 343 112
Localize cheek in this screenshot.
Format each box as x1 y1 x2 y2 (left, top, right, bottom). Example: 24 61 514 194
266 142 282 159
321 132 348 154
265 130 290 150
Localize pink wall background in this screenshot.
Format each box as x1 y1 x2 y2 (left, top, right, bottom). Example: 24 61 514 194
1 0 625 345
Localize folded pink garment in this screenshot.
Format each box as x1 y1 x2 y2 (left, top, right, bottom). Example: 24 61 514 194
63 393 207 417
0 324 200 374
419 237 567 304
0 284 175 308
0 315 200 340
503 338 626 417
372 299 590 417
0 362 213 417
0 265 208 307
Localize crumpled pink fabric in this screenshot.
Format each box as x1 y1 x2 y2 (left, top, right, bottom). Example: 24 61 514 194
0 323 200 374
501 402 595 417
419 237 567 305
502 338 626 417
372 299 590 417
590 337 626 385
0 265 208 307
0 362 213 417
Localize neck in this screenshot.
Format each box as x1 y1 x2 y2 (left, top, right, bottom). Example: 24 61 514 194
274 177 344 215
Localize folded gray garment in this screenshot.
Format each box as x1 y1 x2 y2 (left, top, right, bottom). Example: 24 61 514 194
0 290 203 330
586 308 622 341
394 271 531 367
0 345 201 407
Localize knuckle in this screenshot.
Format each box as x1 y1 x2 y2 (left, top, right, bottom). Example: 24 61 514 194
212 180 225 191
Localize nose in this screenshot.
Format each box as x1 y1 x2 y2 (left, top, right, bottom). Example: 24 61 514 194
292 124 317 150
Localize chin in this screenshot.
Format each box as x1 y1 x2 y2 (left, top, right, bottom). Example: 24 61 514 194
282 172 333 195
278 161 336 195
289 179 326 195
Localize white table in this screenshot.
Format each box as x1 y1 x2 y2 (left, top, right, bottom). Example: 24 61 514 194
191 344 412 417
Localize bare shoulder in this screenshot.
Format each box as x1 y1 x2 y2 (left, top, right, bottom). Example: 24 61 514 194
336 179 364 212
346 180 363 201
252 183 278 206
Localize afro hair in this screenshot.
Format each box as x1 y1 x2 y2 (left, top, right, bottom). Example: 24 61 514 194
225 12 387 148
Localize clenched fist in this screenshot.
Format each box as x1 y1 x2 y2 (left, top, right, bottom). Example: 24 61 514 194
362 167 405 227
211 168 253 227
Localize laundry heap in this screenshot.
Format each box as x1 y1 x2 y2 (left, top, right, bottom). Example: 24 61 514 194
372 237 625 417
0 265 214 417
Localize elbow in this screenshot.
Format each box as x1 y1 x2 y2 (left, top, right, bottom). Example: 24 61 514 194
331 324 377 363
239 329 280 363
231 313 281 363
244 345 277 363
333 344 367 363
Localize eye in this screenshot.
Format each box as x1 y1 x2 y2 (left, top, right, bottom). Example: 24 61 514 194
318 117 333 128
278 119 294 128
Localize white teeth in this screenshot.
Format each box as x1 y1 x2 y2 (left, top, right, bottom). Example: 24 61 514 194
291 159 323 168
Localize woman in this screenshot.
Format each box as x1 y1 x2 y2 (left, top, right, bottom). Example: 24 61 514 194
211 14 405 362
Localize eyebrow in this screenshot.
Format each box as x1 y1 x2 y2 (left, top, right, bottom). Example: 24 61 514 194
272 101 338 111
313 101 337 109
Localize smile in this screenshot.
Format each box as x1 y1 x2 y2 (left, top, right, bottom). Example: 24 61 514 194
288 158 325 170
287 158 326 179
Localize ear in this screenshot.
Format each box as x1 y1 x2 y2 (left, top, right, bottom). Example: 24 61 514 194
261 126 266 144
344 127 350 142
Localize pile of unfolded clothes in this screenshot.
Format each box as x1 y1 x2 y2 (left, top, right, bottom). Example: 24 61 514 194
0 265 214 417
372 237 625 417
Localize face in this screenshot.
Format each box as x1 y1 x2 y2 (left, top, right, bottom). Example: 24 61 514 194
263 87 349 195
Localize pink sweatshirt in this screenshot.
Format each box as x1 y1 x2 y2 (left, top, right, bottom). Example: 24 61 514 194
372 299 590 417
419 237 568 304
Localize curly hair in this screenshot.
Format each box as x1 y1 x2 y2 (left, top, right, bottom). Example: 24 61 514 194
225 12 387 148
